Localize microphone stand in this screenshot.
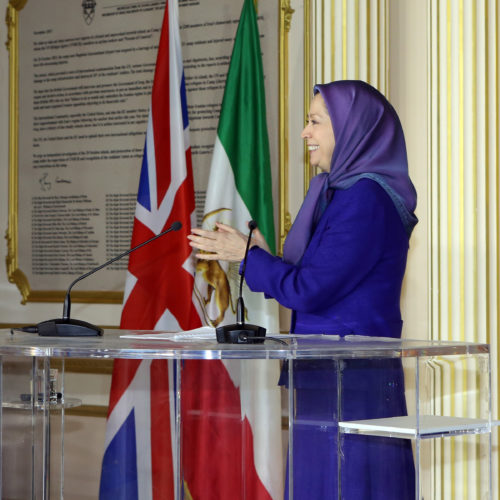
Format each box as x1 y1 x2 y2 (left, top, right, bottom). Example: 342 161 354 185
26 221 182 337
216 221 266 344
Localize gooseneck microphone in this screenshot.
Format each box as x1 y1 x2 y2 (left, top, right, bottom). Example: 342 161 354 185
22 221 182 337
216 220 267 344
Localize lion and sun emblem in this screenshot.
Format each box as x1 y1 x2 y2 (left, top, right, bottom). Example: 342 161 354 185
193 208 248 327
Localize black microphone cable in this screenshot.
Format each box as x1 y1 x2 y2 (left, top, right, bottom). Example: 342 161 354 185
236 220 257 324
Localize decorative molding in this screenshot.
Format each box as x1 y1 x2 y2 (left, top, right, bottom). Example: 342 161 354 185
279 0 295 254
282 0 294 33
5 2 21 303
428 1 498 497
304 0 388 188
303 0 312 197
429 0 498 366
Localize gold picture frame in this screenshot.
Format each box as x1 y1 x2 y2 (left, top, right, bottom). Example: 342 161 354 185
5 0 298 304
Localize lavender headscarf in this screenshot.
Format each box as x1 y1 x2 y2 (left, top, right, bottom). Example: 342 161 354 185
283 80 418 265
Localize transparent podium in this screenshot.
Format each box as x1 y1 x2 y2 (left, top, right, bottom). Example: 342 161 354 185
0 329 493 499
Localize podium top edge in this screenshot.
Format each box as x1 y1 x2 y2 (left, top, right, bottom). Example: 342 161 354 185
0 329 489 360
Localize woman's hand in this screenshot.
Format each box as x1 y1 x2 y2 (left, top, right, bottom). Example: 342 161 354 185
249 226 271 252
188 222 268 262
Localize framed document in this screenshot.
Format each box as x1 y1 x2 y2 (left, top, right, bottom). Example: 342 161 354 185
6 0 294 304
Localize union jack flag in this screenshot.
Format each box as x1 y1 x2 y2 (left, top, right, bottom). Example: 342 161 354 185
99 1 201 498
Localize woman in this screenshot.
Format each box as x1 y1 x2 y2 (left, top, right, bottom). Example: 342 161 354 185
189 80 417 499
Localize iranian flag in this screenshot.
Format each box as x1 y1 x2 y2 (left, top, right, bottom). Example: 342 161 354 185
183 0 283 498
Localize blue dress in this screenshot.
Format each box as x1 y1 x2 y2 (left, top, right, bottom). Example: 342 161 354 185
245 179 415 499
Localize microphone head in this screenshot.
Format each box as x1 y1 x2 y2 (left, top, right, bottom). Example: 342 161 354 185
248 220 257 230
171 221 182 231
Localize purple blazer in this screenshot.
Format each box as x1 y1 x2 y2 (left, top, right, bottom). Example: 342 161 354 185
244 179 415 498
245 178 409 338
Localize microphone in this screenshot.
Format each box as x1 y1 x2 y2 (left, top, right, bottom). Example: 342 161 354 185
23 221 183 337
216 220 266 344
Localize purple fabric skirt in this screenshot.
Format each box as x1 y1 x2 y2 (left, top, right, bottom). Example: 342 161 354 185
283 358 415 499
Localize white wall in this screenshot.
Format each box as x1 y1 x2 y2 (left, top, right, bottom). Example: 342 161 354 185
389 0 429 341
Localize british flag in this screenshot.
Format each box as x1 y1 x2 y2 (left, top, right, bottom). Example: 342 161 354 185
99 1 201 498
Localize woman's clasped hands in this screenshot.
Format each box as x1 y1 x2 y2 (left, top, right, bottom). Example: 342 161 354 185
188 222 269 262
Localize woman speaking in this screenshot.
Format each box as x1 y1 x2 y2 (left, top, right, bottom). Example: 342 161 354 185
189 80 417 499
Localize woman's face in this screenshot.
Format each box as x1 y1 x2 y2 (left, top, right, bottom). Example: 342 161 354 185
301 93 335 172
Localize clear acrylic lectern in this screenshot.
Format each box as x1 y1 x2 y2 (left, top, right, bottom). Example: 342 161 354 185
0 329 493 499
